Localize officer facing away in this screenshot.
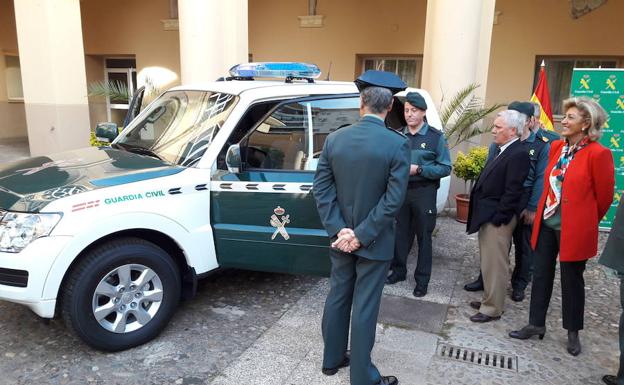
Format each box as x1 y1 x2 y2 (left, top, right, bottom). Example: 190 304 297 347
386 92 452 298
314 70 410 385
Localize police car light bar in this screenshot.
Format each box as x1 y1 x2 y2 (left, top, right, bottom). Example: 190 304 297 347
229 62 321 81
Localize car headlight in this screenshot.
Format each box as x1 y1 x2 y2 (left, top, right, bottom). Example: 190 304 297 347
0 212 62 253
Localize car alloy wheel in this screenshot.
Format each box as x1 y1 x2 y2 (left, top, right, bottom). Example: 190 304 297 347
92 263 164 333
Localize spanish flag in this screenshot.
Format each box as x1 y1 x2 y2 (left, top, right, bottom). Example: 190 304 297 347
530 62 555 131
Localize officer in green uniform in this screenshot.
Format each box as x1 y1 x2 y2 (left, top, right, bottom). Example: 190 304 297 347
314 70 409 385
532 102 561 143
600 199 624 385
386 92 452 298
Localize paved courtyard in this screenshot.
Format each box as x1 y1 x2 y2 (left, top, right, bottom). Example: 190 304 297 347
0 141 620 384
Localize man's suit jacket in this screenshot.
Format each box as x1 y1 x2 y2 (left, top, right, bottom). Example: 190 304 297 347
466 139 530 234
313 115 410 261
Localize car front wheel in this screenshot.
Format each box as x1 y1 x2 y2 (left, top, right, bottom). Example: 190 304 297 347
61 237 181 351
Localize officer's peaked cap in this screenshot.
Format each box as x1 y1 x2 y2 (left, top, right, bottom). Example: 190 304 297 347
355 70 407 94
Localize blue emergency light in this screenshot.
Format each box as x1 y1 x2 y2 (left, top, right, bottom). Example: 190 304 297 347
229 62 321 80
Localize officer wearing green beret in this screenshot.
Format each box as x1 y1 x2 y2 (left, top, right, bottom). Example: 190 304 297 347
386 92 452 298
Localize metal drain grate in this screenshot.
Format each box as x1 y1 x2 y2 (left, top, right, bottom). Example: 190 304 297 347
436 342 518 372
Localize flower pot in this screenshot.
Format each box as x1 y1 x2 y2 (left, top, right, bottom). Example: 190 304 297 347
455 193 470 223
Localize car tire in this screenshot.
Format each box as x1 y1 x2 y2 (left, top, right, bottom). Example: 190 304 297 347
61 237 181 351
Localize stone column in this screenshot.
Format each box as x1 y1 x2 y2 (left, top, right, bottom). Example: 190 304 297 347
13 0 91 156
178 0 248 84
421 0 496 108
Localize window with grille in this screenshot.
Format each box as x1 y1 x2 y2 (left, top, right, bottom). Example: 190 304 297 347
361 56 423 88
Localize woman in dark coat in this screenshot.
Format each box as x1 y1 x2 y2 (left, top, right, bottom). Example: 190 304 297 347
600 199 624 385
509 97 615 356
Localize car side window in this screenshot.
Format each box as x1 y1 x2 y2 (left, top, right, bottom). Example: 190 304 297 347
244 96 360 171
307 97 360 170
245 101 308 170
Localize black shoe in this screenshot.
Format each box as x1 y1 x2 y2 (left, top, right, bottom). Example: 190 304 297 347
322 352 350 375
469 301 481 310
464 277 484 292
469 312 500 323
385 272 406 285
377 375 399 385
509 324 546 340
567 330 581 356
602 375 619 385
511 289 525 302
413 286 427 297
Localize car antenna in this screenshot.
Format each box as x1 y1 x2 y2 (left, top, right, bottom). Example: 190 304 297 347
325 61 332 81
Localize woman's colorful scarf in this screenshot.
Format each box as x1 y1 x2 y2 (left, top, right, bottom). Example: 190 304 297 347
543 137 590 219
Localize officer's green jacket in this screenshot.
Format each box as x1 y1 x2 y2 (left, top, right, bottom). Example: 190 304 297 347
402 123 452 183
600 200 624 273
313 115 410 261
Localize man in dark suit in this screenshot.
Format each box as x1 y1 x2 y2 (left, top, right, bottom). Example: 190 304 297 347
600 199 624 385
464 102 550 303
466 109 530 322
314 70 410 385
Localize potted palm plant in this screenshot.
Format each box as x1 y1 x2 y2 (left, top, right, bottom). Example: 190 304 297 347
439 83 503 222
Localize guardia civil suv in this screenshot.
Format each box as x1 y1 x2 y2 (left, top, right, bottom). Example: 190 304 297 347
0 63 449 351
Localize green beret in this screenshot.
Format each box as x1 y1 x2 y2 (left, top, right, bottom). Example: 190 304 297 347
405 92 427 110
508 101 534 118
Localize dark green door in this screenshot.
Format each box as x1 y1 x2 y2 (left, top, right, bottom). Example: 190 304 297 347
211 95 360 276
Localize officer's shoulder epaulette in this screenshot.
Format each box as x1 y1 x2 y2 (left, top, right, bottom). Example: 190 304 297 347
387 127 407 138
538 129 560 143
428 126 444 136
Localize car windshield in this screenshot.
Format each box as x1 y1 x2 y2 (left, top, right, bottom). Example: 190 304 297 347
115 90 238 167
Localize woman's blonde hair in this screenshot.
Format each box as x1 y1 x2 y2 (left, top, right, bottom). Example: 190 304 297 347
562 97 607 141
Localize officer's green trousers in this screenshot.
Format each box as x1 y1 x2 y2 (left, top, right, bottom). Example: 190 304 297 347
392 184 437 288
322 249 390 385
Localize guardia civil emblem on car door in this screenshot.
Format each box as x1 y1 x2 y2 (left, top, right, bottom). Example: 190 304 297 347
270 206 290 240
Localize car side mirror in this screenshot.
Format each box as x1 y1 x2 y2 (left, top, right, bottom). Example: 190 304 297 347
95 122 119 143
225 144 242 173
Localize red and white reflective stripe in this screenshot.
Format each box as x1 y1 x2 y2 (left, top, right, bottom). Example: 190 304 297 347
72 200 100 212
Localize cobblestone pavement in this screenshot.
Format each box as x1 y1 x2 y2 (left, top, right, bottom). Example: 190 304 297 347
0 271 320 385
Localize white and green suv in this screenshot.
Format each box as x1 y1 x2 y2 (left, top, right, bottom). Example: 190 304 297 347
0 63 449 351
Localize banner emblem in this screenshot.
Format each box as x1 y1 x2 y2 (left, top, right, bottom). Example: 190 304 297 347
270 206 290 240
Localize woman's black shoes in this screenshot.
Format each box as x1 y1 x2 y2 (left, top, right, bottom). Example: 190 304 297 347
509 325 546 340
567 330 581 356
510 326 581 356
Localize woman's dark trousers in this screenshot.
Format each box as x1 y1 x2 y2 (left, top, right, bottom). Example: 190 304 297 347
528 224 587 331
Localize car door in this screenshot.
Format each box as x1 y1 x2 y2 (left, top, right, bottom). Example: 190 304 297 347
210 94 360 276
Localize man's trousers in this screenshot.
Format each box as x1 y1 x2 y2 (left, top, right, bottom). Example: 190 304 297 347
478 216 517 317
322 249 390 385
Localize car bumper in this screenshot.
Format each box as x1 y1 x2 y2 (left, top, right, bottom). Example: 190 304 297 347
0 236 72 318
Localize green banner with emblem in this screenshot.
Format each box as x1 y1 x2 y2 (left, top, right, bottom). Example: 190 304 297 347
571 69 624 229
